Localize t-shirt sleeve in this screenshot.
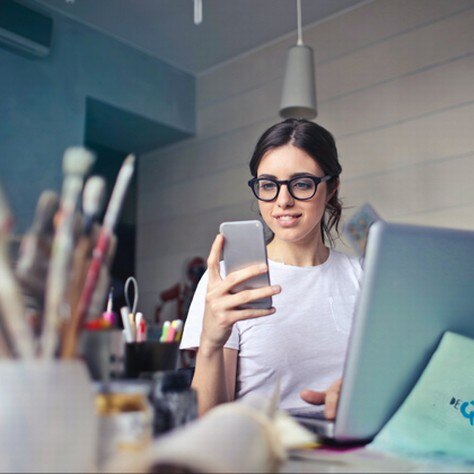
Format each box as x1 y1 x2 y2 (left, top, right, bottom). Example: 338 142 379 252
179 267 240 351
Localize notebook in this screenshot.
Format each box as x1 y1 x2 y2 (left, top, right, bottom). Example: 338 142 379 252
294 222 474 443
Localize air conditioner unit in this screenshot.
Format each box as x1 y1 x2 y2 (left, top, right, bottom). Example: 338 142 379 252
0 0 53 58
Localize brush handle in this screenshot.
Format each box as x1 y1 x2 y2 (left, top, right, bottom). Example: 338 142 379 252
61 229 110 358
0 238 35 358
41 176 82 359
0 185 35 358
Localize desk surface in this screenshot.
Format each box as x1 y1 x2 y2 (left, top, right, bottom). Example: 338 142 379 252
282 446 474 473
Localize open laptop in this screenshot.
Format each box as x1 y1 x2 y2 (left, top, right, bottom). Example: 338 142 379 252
294 221 474 443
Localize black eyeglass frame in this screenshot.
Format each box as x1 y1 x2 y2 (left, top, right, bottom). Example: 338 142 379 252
247 175 334 202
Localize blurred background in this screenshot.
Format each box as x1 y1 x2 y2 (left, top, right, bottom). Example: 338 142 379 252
1 0 473 320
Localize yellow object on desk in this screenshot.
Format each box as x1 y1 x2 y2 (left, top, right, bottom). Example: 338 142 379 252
95 386 153 469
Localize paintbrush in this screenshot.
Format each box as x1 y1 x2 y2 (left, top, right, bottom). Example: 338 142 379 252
15 190 59 333
61 154 135 358
41 147 95 359
0 182 35 358
84 232 117 323
68 176 106 314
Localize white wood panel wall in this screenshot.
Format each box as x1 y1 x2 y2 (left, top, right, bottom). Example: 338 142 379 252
137 0 474 320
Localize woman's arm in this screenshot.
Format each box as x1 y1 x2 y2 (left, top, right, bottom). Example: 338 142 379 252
192 347 237 416
190 234 280 415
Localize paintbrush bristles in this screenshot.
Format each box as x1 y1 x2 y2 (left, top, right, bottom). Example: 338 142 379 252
62 147 95 177
32 191 59 235
83 176 106 217
103 154 136 232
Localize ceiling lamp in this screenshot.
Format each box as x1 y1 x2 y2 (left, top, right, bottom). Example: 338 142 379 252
279 0 317 119
194 0 202 25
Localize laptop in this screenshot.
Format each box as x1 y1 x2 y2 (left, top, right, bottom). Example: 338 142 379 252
294 221 474 443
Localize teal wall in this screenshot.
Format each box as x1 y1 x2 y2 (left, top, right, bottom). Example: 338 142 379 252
0 2 195 233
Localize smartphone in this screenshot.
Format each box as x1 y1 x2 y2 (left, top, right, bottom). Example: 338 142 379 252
219 220 272 310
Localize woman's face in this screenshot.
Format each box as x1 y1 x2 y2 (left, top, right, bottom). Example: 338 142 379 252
256 144 331 246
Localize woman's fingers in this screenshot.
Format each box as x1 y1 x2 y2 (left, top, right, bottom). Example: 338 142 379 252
225 307 276 325
207 234 224 284
299 389 326 405
324 379 342 420
210 284 280 313
230 284 281 308
221 263 271 293
299 379 342 420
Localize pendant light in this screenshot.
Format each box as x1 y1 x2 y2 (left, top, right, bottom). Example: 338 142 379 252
194 0 202 25
279 0 317 119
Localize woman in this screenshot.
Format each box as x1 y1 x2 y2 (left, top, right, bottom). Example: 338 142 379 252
180 119 362 417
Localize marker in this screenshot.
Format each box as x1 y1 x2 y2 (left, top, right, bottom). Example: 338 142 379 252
102 287 116 326
160 320 170 343
120 306 134 343
171 319 183 342
135 312 147 342
165 325 177 343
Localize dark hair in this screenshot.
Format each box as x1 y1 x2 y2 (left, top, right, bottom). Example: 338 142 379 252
249 118 342 246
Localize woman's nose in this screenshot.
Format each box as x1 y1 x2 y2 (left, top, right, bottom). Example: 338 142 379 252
276 184 294 208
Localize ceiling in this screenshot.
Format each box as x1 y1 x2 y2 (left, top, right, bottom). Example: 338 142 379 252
33 0 365 75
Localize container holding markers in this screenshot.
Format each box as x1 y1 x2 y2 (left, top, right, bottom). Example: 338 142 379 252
125 341 179 378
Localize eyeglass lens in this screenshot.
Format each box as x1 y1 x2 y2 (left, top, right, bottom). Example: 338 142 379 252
254 177 317 200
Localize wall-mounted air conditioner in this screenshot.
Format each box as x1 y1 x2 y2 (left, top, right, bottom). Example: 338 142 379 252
0 0 53 58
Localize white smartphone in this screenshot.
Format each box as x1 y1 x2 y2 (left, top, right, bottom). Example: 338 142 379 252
219 220 272 310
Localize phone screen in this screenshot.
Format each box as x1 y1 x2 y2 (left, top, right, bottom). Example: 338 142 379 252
219 220 272 309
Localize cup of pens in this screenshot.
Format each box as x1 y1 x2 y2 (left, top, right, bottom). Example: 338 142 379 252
124 320 183 378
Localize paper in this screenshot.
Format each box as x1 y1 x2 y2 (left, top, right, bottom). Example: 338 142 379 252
104 389 316 473
370 331 474 461
343 203 381 256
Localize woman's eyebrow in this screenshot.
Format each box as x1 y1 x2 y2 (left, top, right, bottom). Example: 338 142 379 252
257 172 317 179
257 173 277 179
290 172 317 178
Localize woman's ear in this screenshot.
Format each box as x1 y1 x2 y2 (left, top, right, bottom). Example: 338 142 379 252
326 177 339 203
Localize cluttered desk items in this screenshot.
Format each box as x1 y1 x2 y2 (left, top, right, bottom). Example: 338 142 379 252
0 147 135 359
0 147 139 472
294 222 474 444
105 382 315 474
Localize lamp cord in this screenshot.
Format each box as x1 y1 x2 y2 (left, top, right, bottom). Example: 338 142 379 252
297 0 303 45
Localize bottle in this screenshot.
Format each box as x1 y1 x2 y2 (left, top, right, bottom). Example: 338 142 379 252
151 370 197 436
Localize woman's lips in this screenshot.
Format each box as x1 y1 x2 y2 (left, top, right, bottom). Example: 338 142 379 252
273 214 302 227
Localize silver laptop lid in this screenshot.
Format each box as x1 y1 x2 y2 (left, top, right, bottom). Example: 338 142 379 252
334 222 474 442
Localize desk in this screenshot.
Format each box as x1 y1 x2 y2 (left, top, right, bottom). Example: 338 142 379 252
282 446 474 473
105 443 474 473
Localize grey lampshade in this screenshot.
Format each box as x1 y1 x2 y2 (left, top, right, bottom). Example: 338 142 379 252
279 44 317 119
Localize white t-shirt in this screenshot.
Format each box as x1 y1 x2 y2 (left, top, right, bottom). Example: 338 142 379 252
180 249 363 413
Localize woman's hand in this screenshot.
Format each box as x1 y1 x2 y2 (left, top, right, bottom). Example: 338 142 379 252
300 378 342 420
200 234 281 354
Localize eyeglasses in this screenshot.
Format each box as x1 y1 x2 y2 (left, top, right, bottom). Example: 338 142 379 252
248 175 334 202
